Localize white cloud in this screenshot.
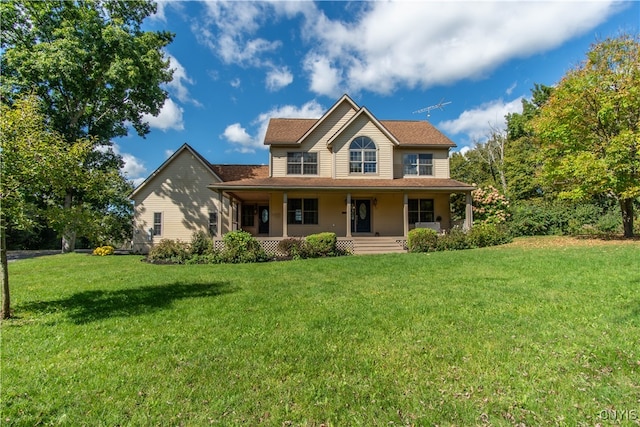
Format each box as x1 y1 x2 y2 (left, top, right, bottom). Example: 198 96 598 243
438 97 523 145
230 78 241 88
190 1 622 97
304 55 343 98
505 81 518 96
221 100 325 153
166 53 201 107
265 66 293 91
142 98 184 132
195 2 281 67
164 149 175 158
100 143 147 185
222 123 255 154
300 1 620 95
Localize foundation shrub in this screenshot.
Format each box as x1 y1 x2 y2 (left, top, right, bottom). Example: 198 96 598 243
219 231 270 264
435 228 472 251
277 237 309 259
407 228 438 253
190 230 214 256
305 232 337 257
147 239 190 264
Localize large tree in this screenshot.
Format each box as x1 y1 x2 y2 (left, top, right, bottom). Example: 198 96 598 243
534 34 640 237
0 0 173 251
1 95 94 318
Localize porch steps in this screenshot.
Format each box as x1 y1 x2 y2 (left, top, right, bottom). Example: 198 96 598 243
352 237 406 255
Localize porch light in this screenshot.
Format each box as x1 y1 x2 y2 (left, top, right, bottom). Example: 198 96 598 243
373 198 377 207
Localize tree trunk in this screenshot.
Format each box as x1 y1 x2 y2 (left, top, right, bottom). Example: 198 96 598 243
620 198 634 238
61 193 76 253
1 220 11 320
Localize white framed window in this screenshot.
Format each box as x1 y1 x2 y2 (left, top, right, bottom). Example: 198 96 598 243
287 152 318 175
153 212 162 236
349 137 377 174
403 154 433 176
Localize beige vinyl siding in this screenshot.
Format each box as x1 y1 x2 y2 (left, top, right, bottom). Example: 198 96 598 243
405 192 452 230
270 103 356 178
131 149 226 253
393 148 450 179
284 192 347 237
271 147 331 178
333 116 394 179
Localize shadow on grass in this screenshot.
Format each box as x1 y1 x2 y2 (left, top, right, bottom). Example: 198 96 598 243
18 281 237 324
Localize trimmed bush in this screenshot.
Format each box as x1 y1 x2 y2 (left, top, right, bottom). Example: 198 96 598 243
305 232 337 257
467 223 512 248
277 237 308 259
436 228 471 251
407 228 438 253
220 231 270 263
148 239 190 264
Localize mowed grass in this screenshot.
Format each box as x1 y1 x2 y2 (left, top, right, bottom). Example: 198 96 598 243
2 238 639 426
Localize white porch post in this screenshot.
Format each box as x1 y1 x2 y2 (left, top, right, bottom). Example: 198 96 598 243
217 190 223 236
403 193 409 237
346 193 352 238
282 192 288 238
464 191 473 230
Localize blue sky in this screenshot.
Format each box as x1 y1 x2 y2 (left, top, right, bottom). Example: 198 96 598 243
116 1 639 186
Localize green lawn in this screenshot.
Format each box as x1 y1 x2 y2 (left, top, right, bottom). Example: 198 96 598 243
2 238 639 426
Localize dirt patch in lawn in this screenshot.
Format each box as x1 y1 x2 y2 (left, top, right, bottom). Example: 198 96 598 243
506 235 640 249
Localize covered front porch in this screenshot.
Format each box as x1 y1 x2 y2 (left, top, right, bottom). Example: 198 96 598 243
210 187 474 241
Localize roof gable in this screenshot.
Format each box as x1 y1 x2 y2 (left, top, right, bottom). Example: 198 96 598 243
264 94 359 146
263 95 455 148
327 106 399 147
129 143 223 198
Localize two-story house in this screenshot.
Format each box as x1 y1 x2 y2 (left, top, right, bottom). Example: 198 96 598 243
130 95 474 254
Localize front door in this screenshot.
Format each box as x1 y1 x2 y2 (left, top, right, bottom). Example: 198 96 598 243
352 199 371 233
258 205 269 234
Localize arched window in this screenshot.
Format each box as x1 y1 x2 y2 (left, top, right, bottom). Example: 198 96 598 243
349 136 377 174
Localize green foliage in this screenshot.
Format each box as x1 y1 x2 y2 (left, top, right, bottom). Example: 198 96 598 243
304 232 337 257
147 239 190 264
189 231 213 256
0 0 172 250
219 231 270 264
534 34 640 236
0 0 174 142
435 227 472 251
407 228 438 253
277 237 308 260
466 223 513 248
508 199 623 237
408 225 512 253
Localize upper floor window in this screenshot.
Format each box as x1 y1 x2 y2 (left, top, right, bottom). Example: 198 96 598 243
403 154 433 176
349 137 377 174
287 152 318 175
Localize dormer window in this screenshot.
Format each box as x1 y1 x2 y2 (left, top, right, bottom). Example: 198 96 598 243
287 152 317 175
349 136 377 174
403 154 433 176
